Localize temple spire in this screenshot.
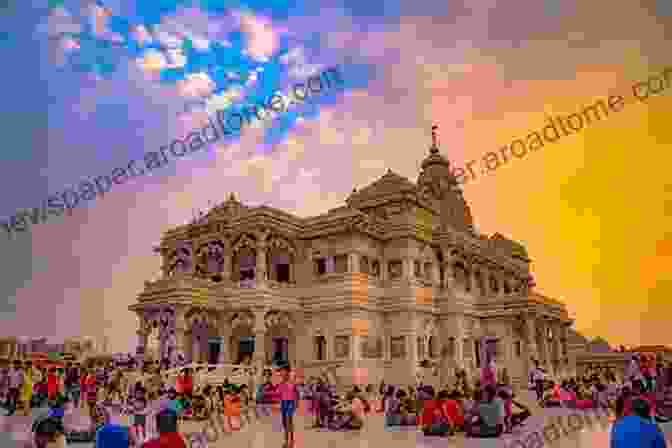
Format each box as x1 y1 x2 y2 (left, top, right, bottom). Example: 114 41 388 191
430 125 439 154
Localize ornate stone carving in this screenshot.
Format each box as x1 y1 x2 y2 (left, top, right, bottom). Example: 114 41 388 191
267 236 295 254
263 310 292 330
231 311 254 329
195 240 226 277
232 234 256 253
166 244 192 276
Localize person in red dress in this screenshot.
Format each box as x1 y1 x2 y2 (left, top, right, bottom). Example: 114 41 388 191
142 409 187 448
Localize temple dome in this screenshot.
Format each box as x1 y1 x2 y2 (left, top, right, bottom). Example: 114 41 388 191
346 168 417 205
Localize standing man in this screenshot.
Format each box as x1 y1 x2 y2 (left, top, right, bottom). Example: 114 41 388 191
531 360 546 404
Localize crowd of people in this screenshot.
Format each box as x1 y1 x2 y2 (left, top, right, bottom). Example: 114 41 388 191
1 352 671 447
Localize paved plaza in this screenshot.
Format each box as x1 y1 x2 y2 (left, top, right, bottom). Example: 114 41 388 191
2 392 671 448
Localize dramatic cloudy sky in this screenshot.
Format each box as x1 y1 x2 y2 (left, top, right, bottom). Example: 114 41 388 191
0 0 670 352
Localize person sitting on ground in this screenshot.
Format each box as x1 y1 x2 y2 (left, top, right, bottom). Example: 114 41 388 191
142 409 187 448
27 415 68 448
400 389 418 425
95 422 132 448
465 385 503 438
542 381 563 407
611 398 667 448
384 387 402 426
421 390 454 436
444 390 465 431
330 391 366 430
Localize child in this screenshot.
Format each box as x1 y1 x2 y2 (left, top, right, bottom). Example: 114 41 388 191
276 364 298 448
131 386 149 443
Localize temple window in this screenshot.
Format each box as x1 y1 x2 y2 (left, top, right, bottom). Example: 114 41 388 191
503 280 512 295
314 258 327 276
271 252 291 283
388 260 403 280
334 254 348 273
236 247 256 281
414 260 422 277
314 336 326 360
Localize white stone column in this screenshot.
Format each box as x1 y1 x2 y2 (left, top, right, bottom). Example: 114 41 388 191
256 241 268 283
252 309 268 365
352 334 361 361
348 253 360 273
219 320 231 363
293 312 310 367
470 268 480 297
480 267 490 297
404 258 414 279
431 262 440 286
221 252 232 281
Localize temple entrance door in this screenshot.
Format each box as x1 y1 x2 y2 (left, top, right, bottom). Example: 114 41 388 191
238 337 255 364
272 337 288 365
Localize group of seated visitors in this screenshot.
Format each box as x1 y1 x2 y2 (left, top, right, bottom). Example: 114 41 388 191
384 387 418 426
419 389 463 436
383 378 532 438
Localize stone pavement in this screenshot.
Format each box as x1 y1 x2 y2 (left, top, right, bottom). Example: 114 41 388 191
2 392 672 448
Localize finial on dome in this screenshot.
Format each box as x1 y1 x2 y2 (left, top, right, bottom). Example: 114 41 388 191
228 192 236 201
430 125 439 154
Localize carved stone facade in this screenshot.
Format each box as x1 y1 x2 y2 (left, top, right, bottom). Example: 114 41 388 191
129 129 574 388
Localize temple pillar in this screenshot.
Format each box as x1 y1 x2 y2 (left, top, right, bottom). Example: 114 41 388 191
525 315 539 376
173 307 188 366
404 258 414 279
431 261 440 286
293 312 309 367
221 247 232 281
256 241 268 283
348 253 360 273
252 308 268 365
497 273 506 298
470 268 480 297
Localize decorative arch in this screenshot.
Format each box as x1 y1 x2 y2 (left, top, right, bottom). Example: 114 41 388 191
264 310 293 331
266 235 295 283
266 235 296 254
166 245 192 276
195 239 227 280
230 311 254 329
232 234 257 253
